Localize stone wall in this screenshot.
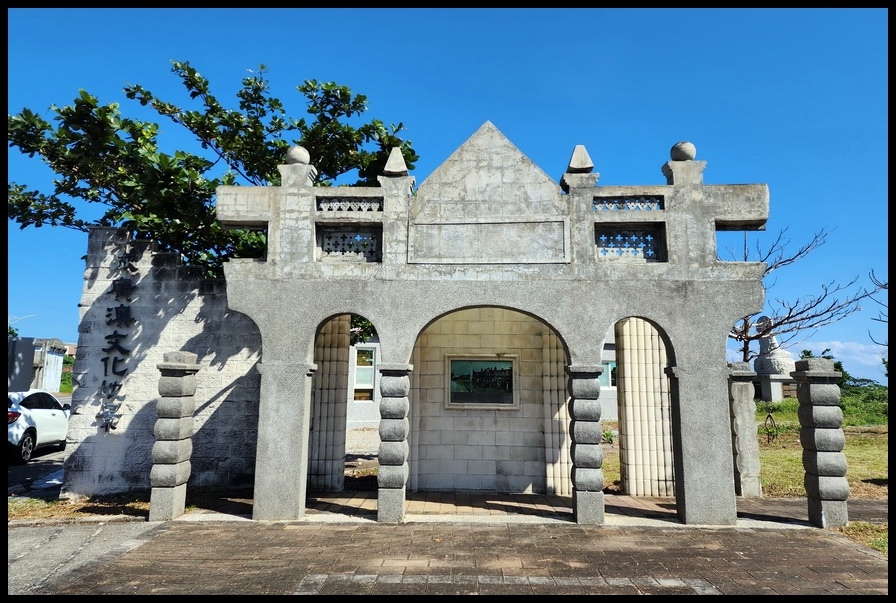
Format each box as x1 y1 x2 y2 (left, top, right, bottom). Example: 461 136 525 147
61 228 261 500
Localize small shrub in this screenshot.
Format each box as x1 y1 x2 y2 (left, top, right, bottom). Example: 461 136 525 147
59 371 73 393
841 384 888 426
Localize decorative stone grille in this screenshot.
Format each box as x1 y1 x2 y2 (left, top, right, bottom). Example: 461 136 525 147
593 196 664 211
318 226 383 262
595 226 666 261
316 196 384 212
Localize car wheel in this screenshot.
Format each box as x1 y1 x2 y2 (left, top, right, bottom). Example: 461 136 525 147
13 430 36 464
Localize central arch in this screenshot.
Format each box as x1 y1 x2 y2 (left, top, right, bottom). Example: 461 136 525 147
406 306 573 498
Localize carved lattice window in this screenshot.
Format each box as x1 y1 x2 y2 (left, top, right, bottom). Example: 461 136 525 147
316 197 383 212
593 195 665 211
595 225 667 262
318 226 382 262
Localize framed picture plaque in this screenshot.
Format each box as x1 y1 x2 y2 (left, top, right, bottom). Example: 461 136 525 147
445 355 519 410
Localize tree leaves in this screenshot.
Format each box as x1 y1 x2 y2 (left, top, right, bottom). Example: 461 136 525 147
9 59 418 278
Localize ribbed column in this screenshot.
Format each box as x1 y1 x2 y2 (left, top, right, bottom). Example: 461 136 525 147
568 365 604 524
377 363 412 523
728 362 762 497
617 318 674 496
149 351 201 521
793 358 849 528
309 316 350 491
542 330 571 495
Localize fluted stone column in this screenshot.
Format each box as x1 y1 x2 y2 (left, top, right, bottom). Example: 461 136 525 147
149 351 201 521
728 362 762 497
568 365 604 524
792 358 849 528
377 364 412 523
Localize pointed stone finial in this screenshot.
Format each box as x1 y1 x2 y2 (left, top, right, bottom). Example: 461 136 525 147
670 141 697 161
566 145 594 174
383 147 409 177
285 145 310 165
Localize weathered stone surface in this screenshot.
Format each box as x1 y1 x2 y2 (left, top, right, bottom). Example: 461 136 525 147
571 443 603 468
379 396 409 419
799 428 845 452
807 497 849 528
154 417 195 441
796 383 843 406
572 467 604 492
379 418 409 442
572 421 603 445
158 374 198 398
155 397 196 419
568 369 602 400
380 374 411 398
797 404 844 428
149 461 191 487
573 489 605 525
378 440 409 465
377 464 408 489
803 475 850 501
377 487 406 523
148 484 187 522
802 451 848 476
570 398 602 422
151 439 193 464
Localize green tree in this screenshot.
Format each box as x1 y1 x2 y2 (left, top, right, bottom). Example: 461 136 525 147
350 315 377 346
8 60 418 278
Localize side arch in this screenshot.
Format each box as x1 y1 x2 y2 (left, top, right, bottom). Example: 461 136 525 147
308 313 381 493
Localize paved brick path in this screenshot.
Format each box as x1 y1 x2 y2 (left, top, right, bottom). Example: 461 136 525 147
10 496 887 595
38 520 886 595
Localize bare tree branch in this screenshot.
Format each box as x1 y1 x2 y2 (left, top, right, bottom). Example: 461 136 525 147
758 228 828 277
868 269 888 347
726 228 886 363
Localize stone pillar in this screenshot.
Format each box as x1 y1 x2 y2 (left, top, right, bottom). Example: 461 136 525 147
149 351 201 521
253 360 317 521
728 362 762 497
792 358 849 528
377 363 412 523
568 365 604 525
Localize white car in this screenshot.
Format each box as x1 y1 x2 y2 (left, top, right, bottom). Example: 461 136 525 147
7 389 71 464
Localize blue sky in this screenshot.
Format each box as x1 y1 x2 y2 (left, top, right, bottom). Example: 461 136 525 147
7 8 888 383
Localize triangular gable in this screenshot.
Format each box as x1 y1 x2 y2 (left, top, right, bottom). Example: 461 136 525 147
409 122 569 264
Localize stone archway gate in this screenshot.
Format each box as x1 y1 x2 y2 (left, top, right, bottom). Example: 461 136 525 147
216 122 770 525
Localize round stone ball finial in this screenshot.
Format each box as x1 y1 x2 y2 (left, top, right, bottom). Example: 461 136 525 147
670 141 697 161
285 145 310 165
